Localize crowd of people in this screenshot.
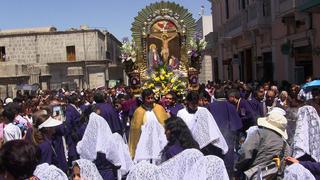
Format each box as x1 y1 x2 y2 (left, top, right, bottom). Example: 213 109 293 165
0 77 319 179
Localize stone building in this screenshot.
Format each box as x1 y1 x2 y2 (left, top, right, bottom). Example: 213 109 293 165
207 0 272 82
196 15 214 83
0 26 123 99
207 0 320 83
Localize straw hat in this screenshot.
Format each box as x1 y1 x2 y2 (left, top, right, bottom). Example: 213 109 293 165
257 112 288 139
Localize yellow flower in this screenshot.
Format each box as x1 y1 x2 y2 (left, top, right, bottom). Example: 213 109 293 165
168 72 173 76
148 83 154 88
160 75 165 80
154 77 160 82
165 74 170 78
170 79 175 83
173 86 178 91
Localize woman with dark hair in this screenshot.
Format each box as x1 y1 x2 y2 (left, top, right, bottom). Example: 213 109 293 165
161 117 199 162
30 110 65 170
0 139 40 180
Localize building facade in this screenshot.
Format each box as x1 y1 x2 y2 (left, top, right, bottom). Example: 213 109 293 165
196 15 214 83
0 26 123 99
207 0 320 83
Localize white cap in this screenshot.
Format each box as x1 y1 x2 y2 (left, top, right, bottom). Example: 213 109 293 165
38 116 62 129
4 98 13 105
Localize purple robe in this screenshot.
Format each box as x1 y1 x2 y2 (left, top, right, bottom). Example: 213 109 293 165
38 137 66 173
238 99 255 130
166 103 184 117
95 103 123 135
25 127 68 173
161 143 185 162
207 99 242 131
300 161 320 180
65 104 81 163
52 125 68 173
248 98 264 121
206 99 242 175
93 152 116 180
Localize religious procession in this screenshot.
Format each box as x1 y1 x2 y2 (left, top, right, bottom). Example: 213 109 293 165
1 1 320 180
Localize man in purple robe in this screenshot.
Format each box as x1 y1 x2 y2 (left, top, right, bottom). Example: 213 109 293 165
93 91 123 135
164 91 184 117
227 89 255 131
248 87 265 122
206 88 242 177
65 93 81 165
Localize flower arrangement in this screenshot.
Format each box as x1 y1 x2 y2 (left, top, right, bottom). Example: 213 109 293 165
142 64 187 99
187 32 207 70
120 40 137 73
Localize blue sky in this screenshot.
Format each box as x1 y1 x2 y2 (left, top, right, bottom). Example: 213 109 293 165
0 0 211 40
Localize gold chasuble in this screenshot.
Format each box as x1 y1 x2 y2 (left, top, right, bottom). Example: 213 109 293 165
128 103 168 158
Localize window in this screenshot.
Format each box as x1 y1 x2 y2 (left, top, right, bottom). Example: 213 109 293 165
225 0 229 19
66 46 76 61
0 46 6 61
242 0 247 9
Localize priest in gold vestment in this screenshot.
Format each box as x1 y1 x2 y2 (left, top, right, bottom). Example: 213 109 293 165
128 89 168 159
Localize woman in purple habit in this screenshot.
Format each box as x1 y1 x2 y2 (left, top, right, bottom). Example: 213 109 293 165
30 110 67 172
160 117 200 162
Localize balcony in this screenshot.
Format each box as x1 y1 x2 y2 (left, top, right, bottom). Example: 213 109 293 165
223 0 271 38
279 0 297 15
297 0 320 12
223 11 247 38
247 0 271 30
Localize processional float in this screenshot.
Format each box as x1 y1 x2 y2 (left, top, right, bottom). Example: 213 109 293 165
121 2 207 98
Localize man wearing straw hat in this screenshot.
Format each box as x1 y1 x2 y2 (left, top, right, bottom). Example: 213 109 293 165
235 112 292 179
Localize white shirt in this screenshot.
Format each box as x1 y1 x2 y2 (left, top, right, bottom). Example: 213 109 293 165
3 123 22 142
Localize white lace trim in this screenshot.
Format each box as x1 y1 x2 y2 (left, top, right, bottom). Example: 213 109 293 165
293 106 320 162
283 163 315 180
177 107 228 154
73 159 103 180
128 149 229 180
183 155 229 180
77 112 133 174
33 163 68 180
134 110 167 163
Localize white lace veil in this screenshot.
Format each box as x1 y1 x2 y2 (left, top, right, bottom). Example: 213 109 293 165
183 155 229 180
134 111 167 163
128 149 205 180
156 148 204 180
126 161 158 180
77 112 133 174
77 112 112 160
292 106 320 162
73 159 103 180
33 163 68 180
283 163 315 180
106 133 134 174
178 107 228 154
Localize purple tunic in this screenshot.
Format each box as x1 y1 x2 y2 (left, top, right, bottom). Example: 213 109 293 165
65 104 81 163
161 143 185 162
207 99 242 175
95 103 123 135
93 152 116 180
167 103 184 117
207 100 242 131
25 127 68 173
238 99 255 130
300 161 320 180
248 98 264 120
